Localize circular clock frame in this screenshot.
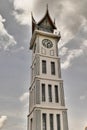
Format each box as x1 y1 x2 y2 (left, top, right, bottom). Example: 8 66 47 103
42 39 53 48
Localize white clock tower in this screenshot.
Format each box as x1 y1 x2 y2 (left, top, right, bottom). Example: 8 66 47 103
27 7 69 130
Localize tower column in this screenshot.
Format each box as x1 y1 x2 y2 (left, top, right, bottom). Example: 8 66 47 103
28 7 69 130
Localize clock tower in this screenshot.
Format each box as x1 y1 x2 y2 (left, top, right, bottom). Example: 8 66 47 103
27 6 69 130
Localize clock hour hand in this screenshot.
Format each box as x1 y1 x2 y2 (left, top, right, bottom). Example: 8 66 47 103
47 42 50 48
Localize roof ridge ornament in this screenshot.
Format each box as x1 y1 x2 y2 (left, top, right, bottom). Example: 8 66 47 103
46 4 48 11
46 3 49 16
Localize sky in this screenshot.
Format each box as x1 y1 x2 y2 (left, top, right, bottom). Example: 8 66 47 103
0 0 87 130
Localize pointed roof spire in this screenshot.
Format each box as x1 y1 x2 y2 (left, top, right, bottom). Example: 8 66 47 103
37 4 56 33
46 3 48 11
31 12 37 34
31 12 36 24
46 3 50 16
31 5 57 34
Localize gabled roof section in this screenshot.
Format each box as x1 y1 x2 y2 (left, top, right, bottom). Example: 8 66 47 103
31 5 57 34
31 12 37 34
37 5 56 30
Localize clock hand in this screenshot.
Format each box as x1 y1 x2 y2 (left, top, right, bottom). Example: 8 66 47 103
47 42 51 48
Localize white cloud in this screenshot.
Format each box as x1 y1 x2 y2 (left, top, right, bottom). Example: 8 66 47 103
61 60 70 70
12 0 37 25
61 38 87 70
69 117 86 130
61 48 83 69
83 40 87 47
19 92 29 109
0 116 7 128
59 47 68 56
60 30 73 48
80 95 86 100
11 46 24 53
13 10 31 25
13 0 35 11
55 0 83 45
19 92 29 102
0 15 16 51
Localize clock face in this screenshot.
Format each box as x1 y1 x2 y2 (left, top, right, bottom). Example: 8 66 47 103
42 39 53 48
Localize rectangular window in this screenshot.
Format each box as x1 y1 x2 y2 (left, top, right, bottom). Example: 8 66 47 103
42 60 46 74
49 114 54 130
48 85 52 102
55 85 59 103
56 114 60 130
51 62 55 75
42 84 45 102
42 113 47 130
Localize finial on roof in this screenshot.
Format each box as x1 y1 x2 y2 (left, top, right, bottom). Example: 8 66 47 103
46 4 48 10
46 3 49 13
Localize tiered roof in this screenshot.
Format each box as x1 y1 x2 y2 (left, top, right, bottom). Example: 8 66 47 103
31 6 57 34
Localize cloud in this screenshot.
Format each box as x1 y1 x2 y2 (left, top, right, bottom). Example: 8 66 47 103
59 47 68 56
11 46 25 53
61 48 83 69
55 0 85 45
60 18 87 70
13 10 31 25
0 116 7 128
0 15 17 51
80 95 86 100
12 0 37 25
19 92 29 102
83 40 87 47
60 31 87 70
61 1 83 33
13 0 35 11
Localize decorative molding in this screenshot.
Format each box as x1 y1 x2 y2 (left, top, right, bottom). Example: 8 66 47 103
57 58 61 78
36 110 41 130
36 80 40 104
62 111 68 130
60 83 65 106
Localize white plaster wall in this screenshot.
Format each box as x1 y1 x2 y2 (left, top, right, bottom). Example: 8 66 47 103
39 55 60 80
38 34 58 57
